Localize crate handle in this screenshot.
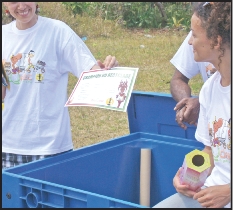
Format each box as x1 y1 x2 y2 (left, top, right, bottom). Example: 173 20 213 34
26 192 40 208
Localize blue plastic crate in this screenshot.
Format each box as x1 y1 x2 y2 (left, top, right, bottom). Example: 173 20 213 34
2 91 203 208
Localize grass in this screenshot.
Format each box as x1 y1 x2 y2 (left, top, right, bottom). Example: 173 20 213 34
2 2 204 149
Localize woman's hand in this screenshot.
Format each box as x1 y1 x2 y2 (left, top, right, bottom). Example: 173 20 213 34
173 167 199 197
193 184 231 208
174 97 200 130
91 55 119 70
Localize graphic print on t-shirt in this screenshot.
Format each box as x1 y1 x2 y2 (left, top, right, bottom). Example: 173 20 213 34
205 63 217 78
209 117 231 163
2 50 46 84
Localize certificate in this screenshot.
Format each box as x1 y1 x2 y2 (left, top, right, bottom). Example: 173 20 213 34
65 67 139 112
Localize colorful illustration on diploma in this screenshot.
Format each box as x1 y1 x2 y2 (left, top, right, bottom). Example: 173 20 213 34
116 80 128 108
106 97 114 106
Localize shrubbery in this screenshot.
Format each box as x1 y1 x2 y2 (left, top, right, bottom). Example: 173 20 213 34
62 2 192 31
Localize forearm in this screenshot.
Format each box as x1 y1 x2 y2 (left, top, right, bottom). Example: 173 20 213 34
170 70 192 102
2 85 6 100
170 80 192 102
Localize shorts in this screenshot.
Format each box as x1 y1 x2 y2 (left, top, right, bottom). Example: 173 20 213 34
2 150 72 169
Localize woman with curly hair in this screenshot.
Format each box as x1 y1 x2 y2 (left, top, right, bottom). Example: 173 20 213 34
153 2 231 208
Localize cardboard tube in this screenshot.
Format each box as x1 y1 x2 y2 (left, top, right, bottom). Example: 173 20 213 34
140 148 151 207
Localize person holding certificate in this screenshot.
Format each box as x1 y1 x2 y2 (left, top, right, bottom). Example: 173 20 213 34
2 2 118 169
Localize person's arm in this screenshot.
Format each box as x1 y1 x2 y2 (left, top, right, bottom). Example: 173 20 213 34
173 166 198 198
192 146 230 208
170 69 200 129
172 146 215 199
170 68 191 102
193 184 231 208
2 85 6 100
2 73 8 100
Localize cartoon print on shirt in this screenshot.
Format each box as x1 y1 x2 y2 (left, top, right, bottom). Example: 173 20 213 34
208 123 213 146
35 60 46 83
206 63 217 78
10 53 22 73
212 117 222 147
18 53 27 72
26 50 35 73
3 61 12 76
211 116 231 162
218 119 229 149
2 50 46 85
9 53 22 84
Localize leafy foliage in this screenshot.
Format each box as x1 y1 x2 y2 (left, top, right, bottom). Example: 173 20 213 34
62 2 192 30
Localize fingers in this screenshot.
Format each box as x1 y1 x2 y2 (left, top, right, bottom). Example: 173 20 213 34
173 168 196 197
193 191 203 200
188 120 197 126
175 107 187 130
106 55 118 69
173 167 182 189
96 60 105 69
183 105 191 119
193 191 209 207
96 55 119 70
174 97 200 129
174 98 187 111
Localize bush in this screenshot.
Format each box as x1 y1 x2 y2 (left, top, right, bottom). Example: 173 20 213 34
62 2 192 30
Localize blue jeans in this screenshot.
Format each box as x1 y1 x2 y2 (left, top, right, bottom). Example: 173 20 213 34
152 193 203 208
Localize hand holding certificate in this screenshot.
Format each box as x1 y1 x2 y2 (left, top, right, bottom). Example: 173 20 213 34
65 67 139 112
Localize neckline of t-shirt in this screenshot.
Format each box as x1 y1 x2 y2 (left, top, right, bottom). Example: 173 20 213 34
215 72 231 93
11 15 42 35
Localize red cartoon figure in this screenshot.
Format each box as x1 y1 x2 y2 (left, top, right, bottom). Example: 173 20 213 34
212 117 223 147
116 80 128 108
10 53 22 74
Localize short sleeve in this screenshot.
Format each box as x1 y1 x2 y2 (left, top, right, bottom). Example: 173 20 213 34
170 31 202 79
195 84 211 146
60 33 97 78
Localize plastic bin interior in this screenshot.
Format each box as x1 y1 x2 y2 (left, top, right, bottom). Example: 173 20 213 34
127 91 198 140
2 91 203 208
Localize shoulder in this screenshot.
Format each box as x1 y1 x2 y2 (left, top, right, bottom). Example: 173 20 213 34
2 21 13 32
200 71 220 96
203 71 219 86
39 16 75 34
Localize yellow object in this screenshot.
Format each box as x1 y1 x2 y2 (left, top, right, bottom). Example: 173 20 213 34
2 103 4 110
180 149 211 191
185 149 211 172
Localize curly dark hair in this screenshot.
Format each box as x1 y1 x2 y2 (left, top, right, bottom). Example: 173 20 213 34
193 2 231 68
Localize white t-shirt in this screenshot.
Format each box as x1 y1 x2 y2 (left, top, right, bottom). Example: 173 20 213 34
2 16 97 155
195 71 231 208
170 31 216 82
